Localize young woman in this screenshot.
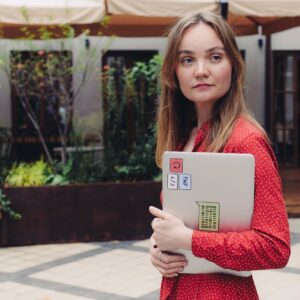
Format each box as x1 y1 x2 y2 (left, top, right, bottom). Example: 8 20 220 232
149 12 290 300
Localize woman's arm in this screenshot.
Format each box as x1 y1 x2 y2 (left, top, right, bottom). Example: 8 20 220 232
151 133 290 271
191 133 290 271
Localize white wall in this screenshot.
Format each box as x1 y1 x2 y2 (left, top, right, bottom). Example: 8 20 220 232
2 27 300 142
272 26 300 50
98 35 267 127
236 35 266 125
74 36 167 139
0 52 10 127
0 36 167 134
100 35 267 125
0 38 92 128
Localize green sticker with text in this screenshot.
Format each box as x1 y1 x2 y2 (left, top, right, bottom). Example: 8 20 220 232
196 201 220 231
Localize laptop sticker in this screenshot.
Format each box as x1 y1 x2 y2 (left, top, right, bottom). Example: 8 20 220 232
167 174 178 189
179 174 192 190
196 201 220 231
170 158 183 173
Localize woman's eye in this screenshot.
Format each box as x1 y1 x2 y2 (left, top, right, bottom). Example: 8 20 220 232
210 54 222 62
181 57 193 64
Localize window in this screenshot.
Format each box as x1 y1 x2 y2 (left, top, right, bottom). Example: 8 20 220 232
10 50 72 161
102 50 158 69
272 51 300 167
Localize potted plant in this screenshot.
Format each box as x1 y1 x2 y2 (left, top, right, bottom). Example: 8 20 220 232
0 55 163 246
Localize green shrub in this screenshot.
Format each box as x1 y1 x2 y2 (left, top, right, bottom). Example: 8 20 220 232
5 160 50 187
0 188 21 220
101 55 162 182
0 127 12 185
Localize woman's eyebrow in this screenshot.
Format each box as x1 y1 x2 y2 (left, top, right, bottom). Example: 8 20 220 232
177 46 225 55
177 50 195 55
205 46 225 53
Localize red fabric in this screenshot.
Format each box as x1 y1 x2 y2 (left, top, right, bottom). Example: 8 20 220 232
159 118 290 300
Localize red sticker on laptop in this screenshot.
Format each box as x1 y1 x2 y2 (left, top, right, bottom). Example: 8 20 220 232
170 158 183 173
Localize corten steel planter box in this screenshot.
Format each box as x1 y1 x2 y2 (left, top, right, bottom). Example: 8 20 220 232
0 181 162 247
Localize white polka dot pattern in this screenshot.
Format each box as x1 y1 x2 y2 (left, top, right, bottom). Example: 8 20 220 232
159 118 291 300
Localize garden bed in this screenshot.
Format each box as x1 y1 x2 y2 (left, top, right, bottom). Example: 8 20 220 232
0 181 162 246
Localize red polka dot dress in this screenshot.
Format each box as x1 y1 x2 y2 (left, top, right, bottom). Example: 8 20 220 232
160 117 291 300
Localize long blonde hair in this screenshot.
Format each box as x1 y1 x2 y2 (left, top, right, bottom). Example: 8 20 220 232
156 12 267 167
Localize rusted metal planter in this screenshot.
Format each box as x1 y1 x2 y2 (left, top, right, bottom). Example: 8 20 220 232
0 181 162 246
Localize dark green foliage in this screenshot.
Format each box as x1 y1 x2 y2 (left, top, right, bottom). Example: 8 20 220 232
50 153 103 184
101 55 162 182
0 127 12 183
0 188 21 220
0 128 20 220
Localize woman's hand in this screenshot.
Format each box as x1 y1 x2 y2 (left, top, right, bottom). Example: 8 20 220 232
149 235 188 277
149 206 193 251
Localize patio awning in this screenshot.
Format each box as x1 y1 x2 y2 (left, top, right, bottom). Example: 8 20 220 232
229 0 300 35
1 0 300 38
0 0 107 38
103 0 300 36
0 0 218 38
107 0 218 17
0 0 106 25
102 0 218 37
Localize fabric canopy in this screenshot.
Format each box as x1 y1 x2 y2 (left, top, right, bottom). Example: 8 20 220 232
0 0 106 25
102 0 300 36
101 0 219 37
1 0 300 38
107 0 218 17
229 0 300 35
230 0 300 17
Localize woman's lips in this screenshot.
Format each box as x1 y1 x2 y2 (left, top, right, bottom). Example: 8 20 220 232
192 83 212 89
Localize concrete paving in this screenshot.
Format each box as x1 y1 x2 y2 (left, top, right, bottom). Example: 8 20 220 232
0 218 299 300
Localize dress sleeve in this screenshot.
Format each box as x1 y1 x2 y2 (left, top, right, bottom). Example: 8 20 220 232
191 133 291 271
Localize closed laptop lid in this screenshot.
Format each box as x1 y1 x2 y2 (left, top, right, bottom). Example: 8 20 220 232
162 151 255 276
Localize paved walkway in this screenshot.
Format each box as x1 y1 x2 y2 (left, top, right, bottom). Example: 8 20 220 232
0 219 299 300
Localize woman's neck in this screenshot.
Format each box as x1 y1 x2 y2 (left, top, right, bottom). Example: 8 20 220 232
194 103 213 129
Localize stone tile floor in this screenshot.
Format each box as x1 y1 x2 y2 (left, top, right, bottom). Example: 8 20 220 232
0 218 299 300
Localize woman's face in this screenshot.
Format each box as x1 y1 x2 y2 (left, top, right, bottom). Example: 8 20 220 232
175 23 232 112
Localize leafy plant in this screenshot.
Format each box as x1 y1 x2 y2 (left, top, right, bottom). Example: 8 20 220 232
0 127 12 184
5 160 50 187
0 127 12 159
101 55 162 181
0 188 21 220
72 157 102 183
45 159 71 185
0 20 111 168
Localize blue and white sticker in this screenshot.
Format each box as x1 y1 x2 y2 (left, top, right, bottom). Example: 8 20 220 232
179 174 192 190
167 174 178 189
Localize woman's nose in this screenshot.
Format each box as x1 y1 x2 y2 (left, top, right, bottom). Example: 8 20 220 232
194 61 209 79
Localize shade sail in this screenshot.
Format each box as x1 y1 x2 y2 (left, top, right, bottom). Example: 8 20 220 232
229 0 300 35
107 0 219 17
230 0 300 17
102 0 219 37
104 0 300 36
0 0 106 25
1 0 300 38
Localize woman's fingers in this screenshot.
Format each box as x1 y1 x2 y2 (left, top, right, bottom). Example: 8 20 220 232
158 252 187 264
150 243 186 263
152 257 186 272
156 265 181 277
151 217 162 229
149 239 188 277
150 251 188 277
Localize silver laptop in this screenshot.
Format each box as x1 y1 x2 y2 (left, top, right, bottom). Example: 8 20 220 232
162 151 255 277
